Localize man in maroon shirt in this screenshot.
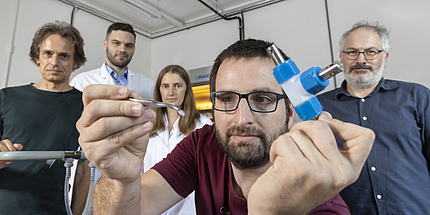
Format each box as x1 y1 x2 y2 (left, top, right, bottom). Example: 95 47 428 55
77 39 374 214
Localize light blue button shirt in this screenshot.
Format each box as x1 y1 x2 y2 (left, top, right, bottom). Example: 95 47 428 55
105 64 128 86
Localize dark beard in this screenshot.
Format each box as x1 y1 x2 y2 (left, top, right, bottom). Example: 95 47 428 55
106 49 132 68
215 123 288 170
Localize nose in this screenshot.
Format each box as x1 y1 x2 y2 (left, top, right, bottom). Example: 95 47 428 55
168 86 175 95
234 98 254 126
355 52 367 64
118 44 126 52
50 54 59 65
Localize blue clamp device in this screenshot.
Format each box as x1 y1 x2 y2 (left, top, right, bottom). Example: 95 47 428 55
267 44 343 121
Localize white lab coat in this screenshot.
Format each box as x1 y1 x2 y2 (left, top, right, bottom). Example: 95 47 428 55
69 63 155 215
143 114 213 215
70 63 155 98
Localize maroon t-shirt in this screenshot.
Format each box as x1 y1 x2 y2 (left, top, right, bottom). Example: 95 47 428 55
153 125 350 215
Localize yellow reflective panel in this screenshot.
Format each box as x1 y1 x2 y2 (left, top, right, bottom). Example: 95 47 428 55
192 85 212 110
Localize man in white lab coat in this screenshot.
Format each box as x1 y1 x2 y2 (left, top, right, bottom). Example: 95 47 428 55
69 22 155 215
70 22 154 98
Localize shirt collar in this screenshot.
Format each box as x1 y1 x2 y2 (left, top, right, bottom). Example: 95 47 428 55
105 63 129 79
335 78 399 99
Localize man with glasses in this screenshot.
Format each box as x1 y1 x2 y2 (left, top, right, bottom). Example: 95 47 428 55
318 21 430 214
77 39 375 214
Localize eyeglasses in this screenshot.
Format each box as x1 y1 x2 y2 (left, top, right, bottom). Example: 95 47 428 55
210 91 286 113
342 48 384 60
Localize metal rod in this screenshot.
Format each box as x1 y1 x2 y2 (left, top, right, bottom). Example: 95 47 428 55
267 44 285 66
0 151 85 161
128 98 185 116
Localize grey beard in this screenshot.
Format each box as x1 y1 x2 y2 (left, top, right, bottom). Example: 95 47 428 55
346 60 385 89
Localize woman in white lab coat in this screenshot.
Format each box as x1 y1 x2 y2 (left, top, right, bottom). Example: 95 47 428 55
143 65 212 215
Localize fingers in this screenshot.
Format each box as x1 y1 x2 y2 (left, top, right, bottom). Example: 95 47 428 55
82 122 152 169
14 144 23 151
78 101 155 152
129 90 142 99
288 118 341 164
271 111 374 187
0 139 22 151
82 84 130 107
318 112 375 150
318 111 375 179
76 84 156 182
0 140 23 169
78 98 151 127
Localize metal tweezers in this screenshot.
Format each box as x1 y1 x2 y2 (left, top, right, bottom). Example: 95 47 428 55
128 98 185 116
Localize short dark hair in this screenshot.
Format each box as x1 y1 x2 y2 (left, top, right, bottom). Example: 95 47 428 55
209 38 291 117
209 38 289 93
106 22 136 41
29 21 86 70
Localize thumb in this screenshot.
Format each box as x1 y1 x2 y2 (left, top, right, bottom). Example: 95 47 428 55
14 144 23 151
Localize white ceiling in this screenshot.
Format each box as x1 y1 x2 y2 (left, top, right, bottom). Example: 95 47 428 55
58 0 285 38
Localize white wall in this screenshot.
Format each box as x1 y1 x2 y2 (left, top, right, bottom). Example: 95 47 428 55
70 9 153 80
327 0 430 89
0 1 19 88
2 0 71 87
151 0 430 89
150 19 238 80
1 0 429 89
0 0 153 88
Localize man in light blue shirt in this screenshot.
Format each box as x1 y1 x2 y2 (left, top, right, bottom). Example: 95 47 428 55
69 22 155 215
70 22 154 98
106 63 128 86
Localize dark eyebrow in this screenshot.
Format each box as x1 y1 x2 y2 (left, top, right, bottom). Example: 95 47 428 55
59 52 72 56
161 82 183 86
218 88 278 94
111 39 134 46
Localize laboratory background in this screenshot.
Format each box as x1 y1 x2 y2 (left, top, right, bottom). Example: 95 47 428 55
1 0 429 108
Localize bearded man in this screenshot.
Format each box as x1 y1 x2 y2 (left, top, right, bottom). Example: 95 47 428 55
77 38 375 215
70 22 154 98
318 21 430 215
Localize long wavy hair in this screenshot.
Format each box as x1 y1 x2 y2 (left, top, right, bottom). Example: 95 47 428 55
149 65 201 137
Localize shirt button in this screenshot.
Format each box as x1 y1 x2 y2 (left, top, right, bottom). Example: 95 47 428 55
371 167 376 171
363 116 368 120
376 194 382 199
361 98 365 102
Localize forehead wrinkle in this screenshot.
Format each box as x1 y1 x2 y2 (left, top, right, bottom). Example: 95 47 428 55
40 36 74 54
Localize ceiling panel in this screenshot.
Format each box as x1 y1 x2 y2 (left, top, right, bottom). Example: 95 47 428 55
58 0 284 38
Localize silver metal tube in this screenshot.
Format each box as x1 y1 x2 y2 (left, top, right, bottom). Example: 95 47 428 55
128 98 185 116
318 61 343 80
0 151 85 161
266 44 285 66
